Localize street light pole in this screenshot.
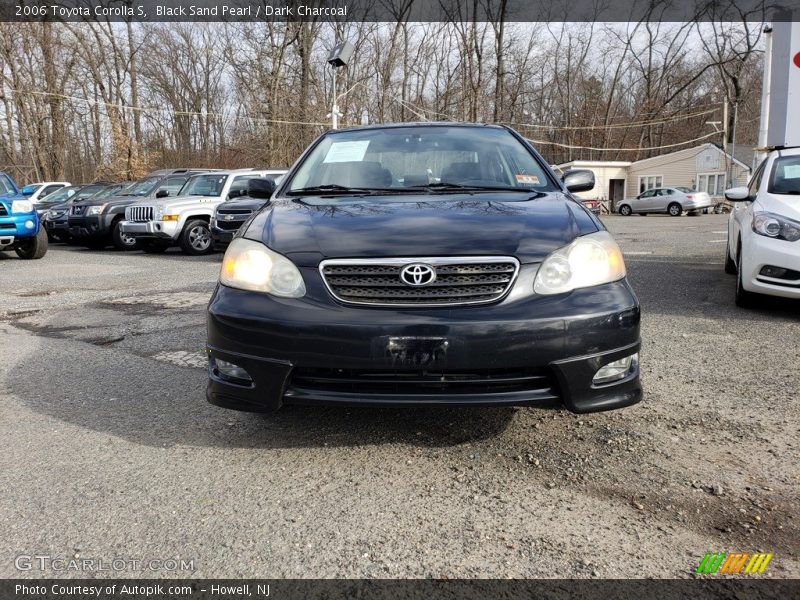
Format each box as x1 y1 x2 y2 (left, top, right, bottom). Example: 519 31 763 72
326 40 354 130
331 66 338 130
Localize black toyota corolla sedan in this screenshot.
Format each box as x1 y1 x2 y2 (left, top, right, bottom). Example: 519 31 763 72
207 123 641 414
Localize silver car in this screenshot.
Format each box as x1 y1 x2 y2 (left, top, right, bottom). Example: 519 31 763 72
617 187 713 216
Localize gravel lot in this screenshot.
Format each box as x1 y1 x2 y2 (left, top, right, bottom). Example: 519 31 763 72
1 214 797 579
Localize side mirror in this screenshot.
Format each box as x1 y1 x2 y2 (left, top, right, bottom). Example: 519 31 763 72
155 189 169 198
724 186 751 202
562 169 595 193
247 178 277 200
21 186 35 196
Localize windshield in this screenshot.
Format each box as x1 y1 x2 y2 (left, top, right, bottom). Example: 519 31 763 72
286 126 554 194
121 177 161 197
769 155 800 195
36 186 78 204
178 174 229 197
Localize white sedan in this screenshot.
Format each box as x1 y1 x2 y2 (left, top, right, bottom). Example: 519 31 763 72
724 147 800 307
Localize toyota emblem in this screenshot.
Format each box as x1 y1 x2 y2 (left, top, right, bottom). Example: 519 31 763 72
400 263 436 286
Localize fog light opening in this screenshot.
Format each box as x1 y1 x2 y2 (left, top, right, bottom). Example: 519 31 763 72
593 353 638 385
25 220 35 229
213 357 253 385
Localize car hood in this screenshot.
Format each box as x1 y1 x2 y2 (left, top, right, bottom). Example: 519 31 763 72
74 194 145 209
244 192 599 265
758 193 800 221
217 197 269 212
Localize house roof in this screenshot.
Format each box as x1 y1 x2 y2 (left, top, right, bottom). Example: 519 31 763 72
554 160 632 169
629 142 751 171
725 144 756 169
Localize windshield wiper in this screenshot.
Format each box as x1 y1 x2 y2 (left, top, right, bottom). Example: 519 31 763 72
404 182 537 193
287 184 395 196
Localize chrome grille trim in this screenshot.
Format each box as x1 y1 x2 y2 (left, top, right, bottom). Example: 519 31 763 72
126 205 155 222
319 256 520 307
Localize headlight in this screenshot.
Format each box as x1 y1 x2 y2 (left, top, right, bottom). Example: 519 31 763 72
752 212 800 242
220 238 306 298
46 210 56 219
86 204 107 215
11 200 34 213
534 230 626 295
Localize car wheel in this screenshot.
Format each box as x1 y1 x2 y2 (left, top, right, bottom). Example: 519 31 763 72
735 244 758 308
619 205 632 216
724 238 737 275
140 240 170 254
112 219 139 251
179 219 213 255
14 226 48 259
667 203 682 216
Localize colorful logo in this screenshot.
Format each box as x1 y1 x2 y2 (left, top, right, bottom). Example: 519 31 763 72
697 552 774 575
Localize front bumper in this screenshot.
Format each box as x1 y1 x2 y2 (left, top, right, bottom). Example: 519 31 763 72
120 220 177 239
0 214 39 246
741 233 800 299
206 275 642 414
68 214 109 239
211 224 236 250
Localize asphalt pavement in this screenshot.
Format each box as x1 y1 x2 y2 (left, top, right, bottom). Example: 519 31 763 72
0 214 797 578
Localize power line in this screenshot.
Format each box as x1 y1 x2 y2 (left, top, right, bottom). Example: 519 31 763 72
527 130 720 152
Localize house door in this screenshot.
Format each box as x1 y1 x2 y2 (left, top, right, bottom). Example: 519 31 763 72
608 179 625 210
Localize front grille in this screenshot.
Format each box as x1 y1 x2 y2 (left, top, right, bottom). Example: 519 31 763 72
126 205 155 222
0 203 7 216
289 366 556 396
319 257 519 307
70 205 85 216
215 208 252 231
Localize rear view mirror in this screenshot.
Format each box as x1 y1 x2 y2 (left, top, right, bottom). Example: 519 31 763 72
562 169 595 193
155 189 169 198
724 187 751 202
247 178 277 200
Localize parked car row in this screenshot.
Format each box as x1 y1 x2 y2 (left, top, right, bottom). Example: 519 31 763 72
31 168 286 255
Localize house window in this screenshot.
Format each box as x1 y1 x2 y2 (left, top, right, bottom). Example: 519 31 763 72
638 175 663 193
697 173 726 196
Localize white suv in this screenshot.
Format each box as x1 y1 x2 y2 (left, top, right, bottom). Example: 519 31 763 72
724 147 800 307
121 169 284 255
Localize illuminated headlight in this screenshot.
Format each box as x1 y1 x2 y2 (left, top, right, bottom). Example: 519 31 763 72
220 238 306 298
534 231 626 295
752 212 800 242
86 204 107 216
593 353 638 385
11 200 34 213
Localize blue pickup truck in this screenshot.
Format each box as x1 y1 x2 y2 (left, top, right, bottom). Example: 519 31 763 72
0 171 48 259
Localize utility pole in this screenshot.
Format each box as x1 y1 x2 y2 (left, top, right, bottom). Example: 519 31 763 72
729 102 738 188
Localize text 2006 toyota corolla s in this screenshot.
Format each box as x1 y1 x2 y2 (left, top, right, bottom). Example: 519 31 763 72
206 123 641 414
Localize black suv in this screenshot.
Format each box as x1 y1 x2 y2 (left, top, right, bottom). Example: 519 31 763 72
68 170 206 250
207 123 641 414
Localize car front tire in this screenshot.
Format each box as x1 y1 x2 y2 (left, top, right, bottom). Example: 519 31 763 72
735 243 758 308
112 219 139 251
179 219 213 255
14 226 48 259
724 238 737 275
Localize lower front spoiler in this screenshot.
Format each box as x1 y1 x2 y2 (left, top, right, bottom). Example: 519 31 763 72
206 342 642 415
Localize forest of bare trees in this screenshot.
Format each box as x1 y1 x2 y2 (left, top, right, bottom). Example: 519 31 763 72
0 15 765 184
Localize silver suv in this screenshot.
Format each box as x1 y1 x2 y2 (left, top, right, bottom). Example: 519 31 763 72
120 169 284 255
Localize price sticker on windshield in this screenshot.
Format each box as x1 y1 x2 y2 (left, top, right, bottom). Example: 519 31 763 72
323 141 370 163
515 174 540 185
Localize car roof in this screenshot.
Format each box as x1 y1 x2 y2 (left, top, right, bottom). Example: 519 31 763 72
328 121 507 133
